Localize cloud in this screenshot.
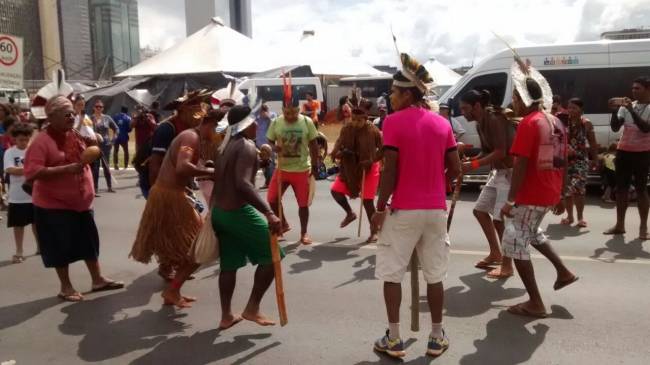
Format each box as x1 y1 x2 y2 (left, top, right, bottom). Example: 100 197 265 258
138 0 649 68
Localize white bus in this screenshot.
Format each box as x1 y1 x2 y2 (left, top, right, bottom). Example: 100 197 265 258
439 39 650 184
236 77 324 116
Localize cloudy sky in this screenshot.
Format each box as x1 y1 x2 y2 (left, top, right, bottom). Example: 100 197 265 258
138 0 650 68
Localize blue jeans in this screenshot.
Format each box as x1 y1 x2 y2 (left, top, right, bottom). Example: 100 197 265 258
138 170 150 199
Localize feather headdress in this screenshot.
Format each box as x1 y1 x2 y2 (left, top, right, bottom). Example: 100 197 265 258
391 30 435 94
31 69 74 119
492 32 553 111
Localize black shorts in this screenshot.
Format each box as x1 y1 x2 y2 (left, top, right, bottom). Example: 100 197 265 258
7 203 34 227
615 150 650 190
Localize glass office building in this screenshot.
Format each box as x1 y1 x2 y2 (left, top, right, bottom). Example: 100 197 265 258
89 0 140 78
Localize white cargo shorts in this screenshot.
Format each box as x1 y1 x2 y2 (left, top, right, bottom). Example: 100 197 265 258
375 209 450 284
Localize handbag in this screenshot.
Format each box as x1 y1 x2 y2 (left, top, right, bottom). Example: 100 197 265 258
189 209 219 264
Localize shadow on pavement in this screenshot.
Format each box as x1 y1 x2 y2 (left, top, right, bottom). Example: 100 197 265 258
0 260 15 269
334 254 376 288
289 244 360 274
0 296 61 331
130 332 278 365
427 272 526 317
544 223 590 240
57 270 190 362
591 235 650 261
459 305 573 365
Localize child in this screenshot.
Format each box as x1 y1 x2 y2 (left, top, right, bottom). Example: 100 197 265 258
3 123 37 263
600 143 617 203
258 144 274 189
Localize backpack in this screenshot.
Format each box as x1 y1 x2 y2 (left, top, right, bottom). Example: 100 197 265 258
537 112 567 171
132 120 175 174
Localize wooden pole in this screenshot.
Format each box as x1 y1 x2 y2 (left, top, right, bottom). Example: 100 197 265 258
270 234 288 326
273 148 288 326
357 169 366 238
410 252 419 332
447 173 463 231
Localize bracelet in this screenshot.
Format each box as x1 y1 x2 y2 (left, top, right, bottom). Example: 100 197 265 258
471 159 480 169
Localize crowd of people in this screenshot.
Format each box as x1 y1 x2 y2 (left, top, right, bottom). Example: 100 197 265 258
1 50 650 359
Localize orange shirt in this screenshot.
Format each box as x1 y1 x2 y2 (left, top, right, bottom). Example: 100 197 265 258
302 100 321 122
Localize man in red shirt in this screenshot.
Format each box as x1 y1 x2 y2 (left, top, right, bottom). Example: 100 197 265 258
500 61 578 319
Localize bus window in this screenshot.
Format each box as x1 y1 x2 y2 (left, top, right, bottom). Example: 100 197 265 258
256 85 318 101
450 73 508 117
541 67 649 115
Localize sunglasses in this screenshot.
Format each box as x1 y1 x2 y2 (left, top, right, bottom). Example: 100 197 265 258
95 105 104 109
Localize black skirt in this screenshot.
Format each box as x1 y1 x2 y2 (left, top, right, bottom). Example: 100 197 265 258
34 207 100 268
7 203 34 227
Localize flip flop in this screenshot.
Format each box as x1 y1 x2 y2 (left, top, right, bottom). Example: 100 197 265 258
475 259 501 270
603 228 625 235
12 255 25 264
58 292 84 302
577 221 587 228
487 267 513 279
300 235 313 245
560 218 574 225
507 303 547 318
554 276 579 291
91 280 125 292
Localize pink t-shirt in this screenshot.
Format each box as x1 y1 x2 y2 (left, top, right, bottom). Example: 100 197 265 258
24 131 95 212
617 103 650 152
383 106 457 210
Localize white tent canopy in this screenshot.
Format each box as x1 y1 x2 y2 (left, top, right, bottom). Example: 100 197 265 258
117 18 282 77
423 58 461 86
280 31 386 77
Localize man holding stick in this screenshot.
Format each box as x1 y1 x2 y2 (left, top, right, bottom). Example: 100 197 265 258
371 53 461 359
267 76 320 244
330 98 383 243
211 105 284 330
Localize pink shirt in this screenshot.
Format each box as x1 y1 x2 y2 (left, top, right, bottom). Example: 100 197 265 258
383 106 457 210
24 131 95 212
617 103 650 152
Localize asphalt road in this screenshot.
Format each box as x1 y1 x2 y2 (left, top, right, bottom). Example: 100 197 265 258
1 170 649 364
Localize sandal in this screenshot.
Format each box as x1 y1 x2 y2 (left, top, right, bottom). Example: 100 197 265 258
58 292 84 302
507 303 547 318
91 280 125 292
554 276 579 291
486 267 514 279
560 218 574 225
577 220 587 228
475 258 501 270
12 255 25 264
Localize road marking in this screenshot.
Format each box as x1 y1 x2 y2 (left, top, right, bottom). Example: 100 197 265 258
291 241 650 266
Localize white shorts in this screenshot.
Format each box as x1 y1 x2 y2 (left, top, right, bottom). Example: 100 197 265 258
502 205 550 260
375 209 450 284
474 169 512 222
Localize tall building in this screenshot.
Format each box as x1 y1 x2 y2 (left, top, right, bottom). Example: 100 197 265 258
58 0 94 80
89 0 140 79
601 28 650 40
185 0 252 37
0 0 45 81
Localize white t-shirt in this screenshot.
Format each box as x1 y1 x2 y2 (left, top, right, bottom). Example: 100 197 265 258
617 102 650 152
74 115 97 141
3 146 32 204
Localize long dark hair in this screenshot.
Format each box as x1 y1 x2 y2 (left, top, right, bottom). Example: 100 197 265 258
461 89 491 108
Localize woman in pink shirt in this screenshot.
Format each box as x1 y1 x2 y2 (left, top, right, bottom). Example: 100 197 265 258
24 96 124 302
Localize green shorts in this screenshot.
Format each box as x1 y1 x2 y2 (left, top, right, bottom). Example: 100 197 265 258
212 205 284 271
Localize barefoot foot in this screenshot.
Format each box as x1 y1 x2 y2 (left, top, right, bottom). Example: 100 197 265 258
242 311 276 326
218 314 243 330
603 226 625 235
162 291 192 308
340 212 357 228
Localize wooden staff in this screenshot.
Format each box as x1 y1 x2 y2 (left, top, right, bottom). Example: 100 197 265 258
447 173 463 231
410 252 419 332
357 169 366 238
271 148 288 326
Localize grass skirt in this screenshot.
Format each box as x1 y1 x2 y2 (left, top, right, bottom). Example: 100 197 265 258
130 184 201 266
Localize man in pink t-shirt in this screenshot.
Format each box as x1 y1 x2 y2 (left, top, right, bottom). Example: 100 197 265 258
604 76 650 240
370 54 460 359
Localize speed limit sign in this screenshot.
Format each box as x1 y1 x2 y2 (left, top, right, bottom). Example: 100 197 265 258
0 34 23 88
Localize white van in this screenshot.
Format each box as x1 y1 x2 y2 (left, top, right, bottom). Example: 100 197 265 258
236 77 324 116
440 39 650 183
0 88 30 111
